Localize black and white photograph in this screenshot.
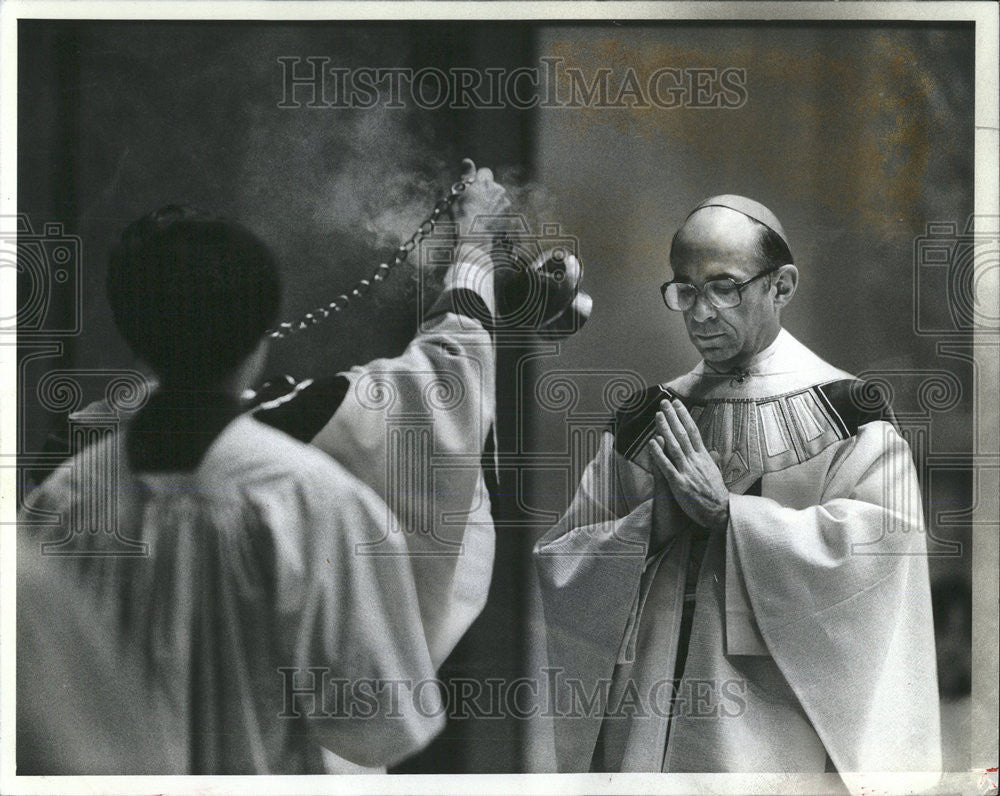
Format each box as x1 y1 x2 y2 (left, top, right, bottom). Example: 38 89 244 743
1 2 997 794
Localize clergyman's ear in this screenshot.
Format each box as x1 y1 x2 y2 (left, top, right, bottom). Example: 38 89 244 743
772 264 798 308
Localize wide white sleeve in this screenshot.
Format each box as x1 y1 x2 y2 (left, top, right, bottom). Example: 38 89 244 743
532 432 676 771
534 432 650 577
533 430 693 658
726 421 941 786
278 461 445 769
16 528 185 774
309 265 496 669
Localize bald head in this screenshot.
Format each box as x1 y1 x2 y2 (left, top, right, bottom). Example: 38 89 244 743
670 198 793 276
688 194 789 248
665 197 798 372
671 206 762 269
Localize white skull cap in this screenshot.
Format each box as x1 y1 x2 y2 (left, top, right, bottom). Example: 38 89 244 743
687 194 790 251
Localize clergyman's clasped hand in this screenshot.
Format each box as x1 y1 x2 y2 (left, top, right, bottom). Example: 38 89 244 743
646 398 731 533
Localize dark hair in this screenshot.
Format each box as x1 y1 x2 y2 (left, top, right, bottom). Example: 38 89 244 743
106 205 281 383
754 223 794 272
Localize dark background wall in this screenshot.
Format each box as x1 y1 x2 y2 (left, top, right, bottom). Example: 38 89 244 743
17 19 976 774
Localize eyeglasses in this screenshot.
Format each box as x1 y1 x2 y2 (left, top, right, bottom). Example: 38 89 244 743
660 264 782 311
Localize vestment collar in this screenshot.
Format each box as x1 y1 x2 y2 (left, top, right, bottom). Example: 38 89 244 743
669 328 854 401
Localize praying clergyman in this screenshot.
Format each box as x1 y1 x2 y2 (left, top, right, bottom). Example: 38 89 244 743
533 195 941 789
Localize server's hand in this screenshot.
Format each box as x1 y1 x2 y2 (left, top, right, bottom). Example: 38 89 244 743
449 158 511 238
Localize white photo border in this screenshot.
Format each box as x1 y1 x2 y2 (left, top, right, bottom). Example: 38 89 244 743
1 2 996 794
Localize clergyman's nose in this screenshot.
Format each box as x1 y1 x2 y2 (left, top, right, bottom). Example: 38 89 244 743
689 293 718 323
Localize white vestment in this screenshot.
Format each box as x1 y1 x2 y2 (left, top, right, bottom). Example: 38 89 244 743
18 269 497 774
265 273 498 771
534 329 941 790
19 416 443 773
308 291 497 671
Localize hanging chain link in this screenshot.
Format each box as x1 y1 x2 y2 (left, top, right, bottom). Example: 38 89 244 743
266 174 475 339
